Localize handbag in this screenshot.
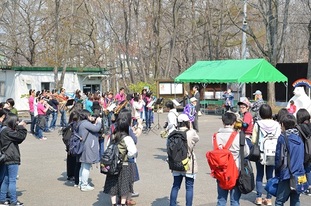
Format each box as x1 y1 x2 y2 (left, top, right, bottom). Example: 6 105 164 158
237 131 255 194
284 134 310 194
265 176 279 197
160 130 169 138
248 123 260 162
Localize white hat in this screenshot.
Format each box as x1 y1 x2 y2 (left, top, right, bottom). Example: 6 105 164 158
253 90 262 95
178 114 190 122
190 97 197 102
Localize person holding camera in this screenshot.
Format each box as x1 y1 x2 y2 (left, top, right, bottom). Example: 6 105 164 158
0 113 27 206
237 98 254 146
223 89 234 112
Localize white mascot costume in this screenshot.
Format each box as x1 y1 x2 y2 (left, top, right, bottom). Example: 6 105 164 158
287 87 311 115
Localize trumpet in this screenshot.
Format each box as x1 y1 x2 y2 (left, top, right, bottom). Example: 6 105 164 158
114 100 128 114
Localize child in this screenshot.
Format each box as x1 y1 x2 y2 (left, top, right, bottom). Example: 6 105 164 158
287 100 296 114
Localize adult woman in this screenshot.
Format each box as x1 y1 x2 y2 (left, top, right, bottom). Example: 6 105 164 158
28 89 36 134
0 113 27 205
77 110 102 191
252 104 281 205
103 110 137 206
35 96 51 140
169 114 199 206
296 108 311 196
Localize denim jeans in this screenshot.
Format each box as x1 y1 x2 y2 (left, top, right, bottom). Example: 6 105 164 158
255 161 274 199
170 175 194 206
0 164 5 187
60 109 68 127
99 139 105 159
145 109 152 129
275 179 300 206
35 124 43 138
217 183 241 206
49 111 58 129
0 164 19 204
30 112 35 134
79 163 92 187
44 113 50 131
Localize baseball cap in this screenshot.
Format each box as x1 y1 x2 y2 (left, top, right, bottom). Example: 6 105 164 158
253 90 262 95
178 114 190 122
190 97 197 102
237 98 251 107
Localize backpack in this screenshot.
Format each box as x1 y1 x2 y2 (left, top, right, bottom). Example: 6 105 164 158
257 124 278 166
206 131 239 190
100 135 126 175
68 125 89 156
60 123 73 151
296 124 311 164
237 131 255 194
167 130 189 171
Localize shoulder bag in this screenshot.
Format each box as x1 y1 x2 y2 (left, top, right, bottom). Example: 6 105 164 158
248 123 260 162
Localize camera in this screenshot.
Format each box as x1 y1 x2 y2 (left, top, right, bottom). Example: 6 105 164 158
163 121 168 129
19 119 32 124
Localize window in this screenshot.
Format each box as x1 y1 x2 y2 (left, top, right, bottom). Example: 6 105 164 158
0 81 4 96
41 82 51 91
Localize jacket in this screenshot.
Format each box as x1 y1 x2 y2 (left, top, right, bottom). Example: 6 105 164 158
166 109 179 134
252 119 281 145
0 125 27 165
172 127 199 175
275 130 305 181
78 119 102 164
215 127 250 169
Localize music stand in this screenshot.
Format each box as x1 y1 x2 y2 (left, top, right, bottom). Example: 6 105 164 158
146 97 163 135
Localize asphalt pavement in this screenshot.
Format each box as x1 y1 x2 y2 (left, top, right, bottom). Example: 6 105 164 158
16 113 309 206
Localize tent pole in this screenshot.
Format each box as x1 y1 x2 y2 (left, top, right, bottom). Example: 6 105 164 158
285 82 288 103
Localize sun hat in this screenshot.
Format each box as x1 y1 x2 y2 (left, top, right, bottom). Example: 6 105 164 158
237 98 251 107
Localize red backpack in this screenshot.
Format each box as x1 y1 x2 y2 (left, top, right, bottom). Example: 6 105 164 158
206 131 239 190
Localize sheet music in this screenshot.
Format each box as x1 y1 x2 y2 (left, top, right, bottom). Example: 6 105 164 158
171 99 181 106
147 100 155 108
107 103 117 111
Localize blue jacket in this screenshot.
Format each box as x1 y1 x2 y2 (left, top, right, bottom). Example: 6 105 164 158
275 130 305 181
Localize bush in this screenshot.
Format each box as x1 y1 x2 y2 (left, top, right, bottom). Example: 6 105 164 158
128 81 156 94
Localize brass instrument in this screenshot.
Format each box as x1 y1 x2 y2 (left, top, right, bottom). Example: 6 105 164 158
114 100 128 114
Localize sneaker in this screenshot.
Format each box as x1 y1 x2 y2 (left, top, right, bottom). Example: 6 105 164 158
10 201 23 206
131 192 139 197
80 185 94 192
74 184 81 189
40 137 47 140
262 198 272 206
0 200 9 205
304 189 311 196
255 197 262 205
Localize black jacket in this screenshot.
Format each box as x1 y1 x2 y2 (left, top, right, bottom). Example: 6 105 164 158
0 125 27 165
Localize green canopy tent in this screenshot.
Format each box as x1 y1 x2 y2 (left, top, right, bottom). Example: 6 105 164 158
174 58 288 101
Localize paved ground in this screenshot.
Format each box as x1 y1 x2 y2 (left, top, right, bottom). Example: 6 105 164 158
16 113 309 206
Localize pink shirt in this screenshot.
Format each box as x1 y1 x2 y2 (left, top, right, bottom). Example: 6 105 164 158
29 96 34 112
115 93 126 103
37 103 46 115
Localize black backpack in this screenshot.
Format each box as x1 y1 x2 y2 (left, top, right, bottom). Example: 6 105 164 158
100 135 126 175
60 123 73 151
237 131 255 194
296 124 311 164
167 130 189 171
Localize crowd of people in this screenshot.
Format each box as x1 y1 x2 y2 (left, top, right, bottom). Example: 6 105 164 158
1 85 311 206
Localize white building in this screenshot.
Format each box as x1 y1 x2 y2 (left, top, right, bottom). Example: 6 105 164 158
0 66 108 111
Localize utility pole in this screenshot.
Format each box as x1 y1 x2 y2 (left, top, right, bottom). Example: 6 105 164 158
240 0 248 99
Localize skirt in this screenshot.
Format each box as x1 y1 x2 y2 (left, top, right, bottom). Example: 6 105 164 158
103 165 133 196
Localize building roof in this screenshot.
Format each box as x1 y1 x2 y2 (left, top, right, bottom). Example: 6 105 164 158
0 66 107 73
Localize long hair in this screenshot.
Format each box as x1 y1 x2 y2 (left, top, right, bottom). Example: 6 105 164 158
3 113 18 130
114 109 131 141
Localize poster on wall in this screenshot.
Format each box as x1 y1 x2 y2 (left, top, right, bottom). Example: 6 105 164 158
159 82 183 95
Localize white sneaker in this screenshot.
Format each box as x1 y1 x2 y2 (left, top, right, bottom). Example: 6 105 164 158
80 185 94 192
